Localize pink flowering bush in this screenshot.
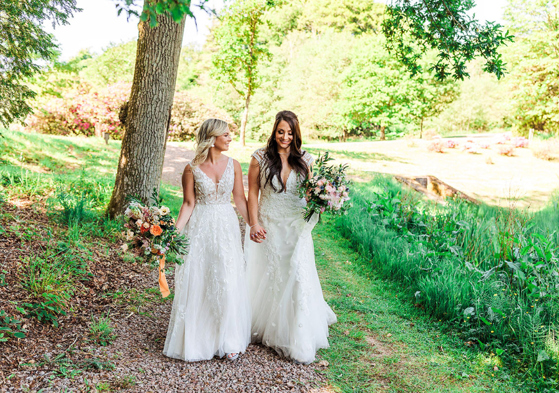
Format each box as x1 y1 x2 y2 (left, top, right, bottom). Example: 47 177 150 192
427 138 445 153
26 86 237 141
497 145 515 156
445 140 458 148
26 82 131 138
463 140 481 154
512 136 529 148
479 142 491 149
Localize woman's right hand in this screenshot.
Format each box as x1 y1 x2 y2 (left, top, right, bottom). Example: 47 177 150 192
249 224 267 243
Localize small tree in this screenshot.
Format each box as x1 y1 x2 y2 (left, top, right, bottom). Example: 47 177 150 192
338 36 414 140
0 0 79 127
212 0 273 146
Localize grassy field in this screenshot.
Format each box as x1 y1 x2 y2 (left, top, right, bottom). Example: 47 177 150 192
1 129 551 391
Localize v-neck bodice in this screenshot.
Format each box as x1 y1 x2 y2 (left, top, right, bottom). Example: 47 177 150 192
251 148 314 220
191 158 234 205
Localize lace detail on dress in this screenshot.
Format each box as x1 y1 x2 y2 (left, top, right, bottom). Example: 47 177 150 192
190 158 233 205
245 148 336 364
163 155 251 361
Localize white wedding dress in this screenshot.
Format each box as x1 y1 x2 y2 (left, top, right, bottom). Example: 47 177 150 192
245 148 337 364
164 157 251 361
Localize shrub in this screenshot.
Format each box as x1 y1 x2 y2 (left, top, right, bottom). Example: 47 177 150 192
512 136 529 148
497 145 515 156
26 87 237 141
26 82 130 139
532 139 559 161
445 139 458 148
463 140 481 154
168 92 237 141
427 138 445 153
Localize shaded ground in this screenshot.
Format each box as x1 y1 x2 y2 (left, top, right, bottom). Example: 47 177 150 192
1 200 330 392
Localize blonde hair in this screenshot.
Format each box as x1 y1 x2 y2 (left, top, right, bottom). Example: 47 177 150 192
191 118 230 167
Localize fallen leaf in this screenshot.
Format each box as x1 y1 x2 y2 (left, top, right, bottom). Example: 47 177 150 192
317 360 329 368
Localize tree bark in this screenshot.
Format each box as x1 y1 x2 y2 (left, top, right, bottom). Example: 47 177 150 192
380 125 386 140
420 117 424 139
240 94 251 147
107 12 186 218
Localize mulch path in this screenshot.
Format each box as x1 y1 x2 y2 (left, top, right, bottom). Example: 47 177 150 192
1 186 329 391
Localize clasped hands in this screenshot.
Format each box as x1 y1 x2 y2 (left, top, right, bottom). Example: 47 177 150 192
249 223 267 243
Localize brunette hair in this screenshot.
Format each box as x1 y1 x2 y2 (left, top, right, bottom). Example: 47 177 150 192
263 111 308 192
191 118 229 166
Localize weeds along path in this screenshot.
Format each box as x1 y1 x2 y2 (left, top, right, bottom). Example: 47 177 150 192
312 221 522 392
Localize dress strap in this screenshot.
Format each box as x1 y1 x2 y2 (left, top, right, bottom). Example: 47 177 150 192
252 148 266 165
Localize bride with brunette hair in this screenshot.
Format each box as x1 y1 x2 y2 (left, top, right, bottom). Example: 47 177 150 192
245 110 336 364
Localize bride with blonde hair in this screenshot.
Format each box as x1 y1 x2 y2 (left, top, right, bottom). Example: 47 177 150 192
164 118 251 362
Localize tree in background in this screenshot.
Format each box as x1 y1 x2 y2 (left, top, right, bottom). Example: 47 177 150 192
338 36 414 140
107 1 193 217
383 0 514 80
212 0 273 146
0 0 79 127
504 0 559 135
80 41 137 87
407 65 458 138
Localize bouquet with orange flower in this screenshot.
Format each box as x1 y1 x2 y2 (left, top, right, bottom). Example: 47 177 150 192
122 189 189 266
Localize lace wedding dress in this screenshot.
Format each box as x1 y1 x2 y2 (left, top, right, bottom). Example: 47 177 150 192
245 148 337 364
164 157 251 361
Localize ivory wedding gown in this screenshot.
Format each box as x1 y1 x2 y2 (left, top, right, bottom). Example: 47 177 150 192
164 157 251 361
245 148 337 364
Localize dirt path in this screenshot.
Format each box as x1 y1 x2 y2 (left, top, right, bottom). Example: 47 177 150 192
162 143 249 191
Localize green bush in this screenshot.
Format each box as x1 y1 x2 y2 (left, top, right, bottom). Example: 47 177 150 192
336 177 559 384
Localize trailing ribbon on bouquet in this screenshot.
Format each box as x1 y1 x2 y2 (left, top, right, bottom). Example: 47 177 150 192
158 256 170 298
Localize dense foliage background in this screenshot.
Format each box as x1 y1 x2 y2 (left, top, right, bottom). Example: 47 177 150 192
18 0 559 142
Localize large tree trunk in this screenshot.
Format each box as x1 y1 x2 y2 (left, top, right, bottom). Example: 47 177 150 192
240 94 251 147
107 12 186 218
380 125 386 140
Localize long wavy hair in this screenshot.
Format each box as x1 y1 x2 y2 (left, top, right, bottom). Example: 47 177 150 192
191 118 229 167
263 111 308 192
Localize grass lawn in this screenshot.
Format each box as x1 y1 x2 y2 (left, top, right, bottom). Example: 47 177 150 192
313 220 523 392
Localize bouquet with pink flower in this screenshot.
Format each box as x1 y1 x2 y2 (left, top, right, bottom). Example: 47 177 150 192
299 152 351 222
122 189 189 266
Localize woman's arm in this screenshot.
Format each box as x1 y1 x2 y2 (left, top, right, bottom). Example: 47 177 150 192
175 165 196 232
247 157 266 242
232 160 249 224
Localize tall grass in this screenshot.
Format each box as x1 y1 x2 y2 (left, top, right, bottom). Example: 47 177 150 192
336 176 559 388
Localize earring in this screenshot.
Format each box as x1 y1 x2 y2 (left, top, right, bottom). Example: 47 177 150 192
211 144 215 147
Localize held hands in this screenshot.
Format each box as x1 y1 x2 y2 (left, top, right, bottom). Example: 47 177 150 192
249 223 267 243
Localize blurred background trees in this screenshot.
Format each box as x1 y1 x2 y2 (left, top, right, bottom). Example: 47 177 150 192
12 0 559 141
